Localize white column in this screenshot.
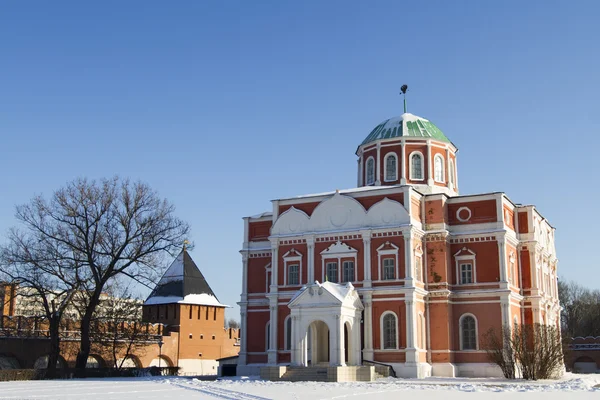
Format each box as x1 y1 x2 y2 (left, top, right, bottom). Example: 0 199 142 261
362 230 371 287
400 142 407 185
292 316 302 366
427 142 434 186
501 296 511 328
268 302 278 364
404 231 414 286
336 315 345 366
530 250 540 295
405 295 418 363
358 156 364 186
307 236 315 283
375 142 381 186
454 156 459 192
362 293 374 360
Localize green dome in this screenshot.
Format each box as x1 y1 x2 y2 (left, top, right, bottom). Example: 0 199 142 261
360 113 450 146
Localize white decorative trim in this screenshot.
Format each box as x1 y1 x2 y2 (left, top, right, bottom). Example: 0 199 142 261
409 151 425 181
377 242 400 281
418 312 426 349
454 247 477 285
383 152 399 182
264 263 272 293
458 313 479 351
456 206 472 222
380 311 399 350
414 244 424 282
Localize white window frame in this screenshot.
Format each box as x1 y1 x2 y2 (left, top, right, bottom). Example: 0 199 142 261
459 313 479 351
326 261 338 283
377 242 399 281
434 154 445 183
380 311 399 350
284 316 292 351
454 247 477 285
342 260 355 283
321 241 358 283
409 151 425 181
366 156 375 185
283 249 302 286
383 152 398 182
414 245 423 282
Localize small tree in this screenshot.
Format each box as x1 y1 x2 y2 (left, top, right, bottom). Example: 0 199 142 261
484 323 564 380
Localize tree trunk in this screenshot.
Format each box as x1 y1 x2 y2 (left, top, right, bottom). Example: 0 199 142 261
75 290 102 374
46 315 60 379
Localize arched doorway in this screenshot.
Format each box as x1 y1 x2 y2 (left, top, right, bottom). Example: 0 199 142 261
85 355 105 368
308 320 329 366
33 355 65 370
149 356 172 367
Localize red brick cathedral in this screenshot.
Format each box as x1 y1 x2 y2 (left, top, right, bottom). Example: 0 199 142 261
238 111 559 378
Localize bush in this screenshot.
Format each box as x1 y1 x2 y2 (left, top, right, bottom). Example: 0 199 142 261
0 369 38 382
484 323 564 380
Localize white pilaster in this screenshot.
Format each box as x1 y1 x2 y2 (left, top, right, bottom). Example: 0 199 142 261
238 309 248 365
400 142 407 185
361 230 372 287
497 235 508 286
270 239 279 291
375 142 381 186
405 294 418 363
446 148 453 191
268 302 278 364
362 293 374 360
427 142 434 186
307 236 315 283
337 314 345 366
404 231 414 286
358 155 364 187
241 252 249 300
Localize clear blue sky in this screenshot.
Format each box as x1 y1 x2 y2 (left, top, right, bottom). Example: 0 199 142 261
1 1 599 320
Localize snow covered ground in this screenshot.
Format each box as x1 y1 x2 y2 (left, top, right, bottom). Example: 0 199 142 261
0 373 598 400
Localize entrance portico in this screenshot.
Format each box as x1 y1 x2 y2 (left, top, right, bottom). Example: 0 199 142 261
288 281 363 367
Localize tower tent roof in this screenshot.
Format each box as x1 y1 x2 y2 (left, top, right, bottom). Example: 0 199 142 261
144 250 226 307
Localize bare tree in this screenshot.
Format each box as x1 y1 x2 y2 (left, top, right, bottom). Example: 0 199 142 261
558 279 600 338
225 318 240 329
1 176 190 375
84 280 147 369
0 228 82 378
484 323 564 380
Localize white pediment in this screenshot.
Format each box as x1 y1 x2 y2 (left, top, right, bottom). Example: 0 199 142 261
288 281 363 310
320 240 357 256
271 193 410 236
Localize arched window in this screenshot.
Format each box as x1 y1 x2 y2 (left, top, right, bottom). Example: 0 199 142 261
384 153 397 182
434 155 445 183
366 157 375 185
449 159 455 186
410 153 423 180
381 312 398 349
460 315 477 350
284 316 292 351
265 321 271 351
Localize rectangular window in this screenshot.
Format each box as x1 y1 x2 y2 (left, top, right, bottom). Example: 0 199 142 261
460 263 473 284
288 264 299 285
383 258 395 280
342 261 354 283
326 262 338 283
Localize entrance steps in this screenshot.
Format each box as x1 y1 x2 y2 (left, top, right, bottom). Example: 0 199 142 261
260 365 375 382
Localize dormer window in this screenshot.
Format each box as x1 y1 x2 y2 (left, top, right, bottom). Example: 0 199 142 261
366 157 375 185
434 155 445 183
384 153 397 182
410 152 424 181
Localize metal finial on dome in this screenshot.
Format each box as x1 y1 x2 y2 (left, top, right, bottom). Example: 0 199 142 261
183 239 190 251
400 84 408 113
